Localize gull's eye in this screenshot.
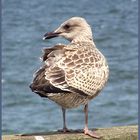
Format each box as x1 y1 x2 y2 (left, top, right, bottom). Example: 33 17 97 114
63 24 70 30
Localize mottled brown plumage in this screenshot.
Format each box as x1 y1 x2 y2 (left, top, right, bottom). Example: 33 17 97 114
30 17 109 138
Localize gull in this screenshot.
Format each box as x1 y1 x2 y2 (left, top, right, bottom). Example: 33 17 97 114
30 17 109 138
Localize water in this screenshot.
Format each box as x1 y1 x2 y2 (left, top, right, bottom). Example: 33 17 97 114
2 0 138 135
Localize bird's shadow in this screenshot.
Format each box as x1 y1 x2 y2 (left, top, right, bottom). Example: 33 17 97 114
16 128 98 136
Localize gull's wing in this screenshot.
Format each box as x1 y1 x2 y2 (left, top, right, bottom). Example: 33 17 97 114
30 44 87 97
30 43 108 97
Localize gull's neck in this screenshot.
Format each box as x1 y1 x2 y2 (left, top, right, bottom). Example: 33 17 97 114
71 28 94 44
71 36 93 43
70 33 97 49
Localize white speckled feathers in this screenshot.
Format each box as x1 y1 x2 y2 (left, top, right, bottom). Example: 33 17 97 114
35 42 109 97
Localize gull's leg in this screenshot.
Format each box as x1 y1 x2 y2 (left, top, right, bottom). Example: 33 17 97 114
84 104 100 138
58 108 70 132
62 108 69 132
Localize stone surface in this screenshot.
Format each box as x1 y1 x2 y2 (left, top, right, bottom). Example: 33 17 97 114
2 125 138 140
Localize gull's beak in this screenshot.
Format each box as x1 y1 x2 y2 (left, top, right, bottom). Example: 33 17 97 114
43 26 63 40
43 31 61 40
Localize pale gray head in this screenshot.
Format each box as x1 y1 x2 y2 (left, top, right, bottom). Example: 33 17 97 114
43 17 93 42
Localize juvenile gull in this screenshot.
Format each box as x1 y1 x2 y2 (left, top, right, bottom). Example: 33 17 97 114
30 17 109 138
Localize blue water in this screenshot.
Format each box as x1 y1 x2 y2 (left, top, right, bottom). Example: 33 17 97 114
2 0 138 135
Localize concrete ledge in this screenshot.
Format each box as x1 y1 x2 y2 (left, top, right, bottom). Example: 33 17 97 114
2 125 138 140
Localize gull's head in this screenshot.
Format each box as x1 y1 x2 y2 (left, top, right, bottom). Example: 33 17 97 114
43 17 93 42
